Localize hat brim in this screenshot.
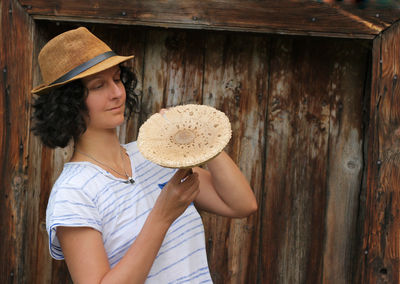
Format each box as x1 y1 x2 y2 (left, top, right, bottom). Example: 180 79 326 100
31 55 134 95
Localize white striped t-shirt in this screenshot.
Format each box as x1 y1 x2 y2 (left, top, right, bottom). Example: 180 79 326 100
46 141 212 283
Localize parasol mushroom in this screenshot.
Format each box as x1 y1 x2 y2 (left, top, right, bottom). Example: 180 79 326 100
137 104 232 168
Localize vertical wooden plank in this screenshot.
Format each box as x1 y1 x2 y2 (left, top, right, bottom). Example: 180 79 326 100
0 0 33 283
261 37 332 283
323 40 368 283
141 29 204 120
201 34 232 283
361 21 400 284
202 32 269 284
26 23 52 284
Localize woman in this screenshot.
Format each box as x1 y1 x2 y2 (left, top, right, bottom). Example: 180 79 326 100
32 27 257 283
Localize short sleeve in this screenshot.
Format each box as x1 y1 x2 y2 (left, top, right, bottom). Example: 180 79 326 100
46 185 101 260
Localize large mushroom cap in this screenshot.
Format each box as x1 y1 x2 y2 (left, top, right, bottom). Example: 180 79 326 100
137 104 232 168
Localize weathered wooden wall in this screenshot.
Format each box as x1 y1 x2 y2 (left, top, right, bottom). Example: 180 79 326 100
15 20 368 283
3 0 400 283
262 37 368 284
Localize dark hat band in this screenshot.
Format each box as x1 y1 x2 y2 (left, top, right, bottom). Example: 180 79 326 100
50 51 117 86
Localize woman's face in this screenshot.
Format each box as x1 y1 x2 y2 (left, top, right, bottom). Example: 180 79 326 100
81 65 126 130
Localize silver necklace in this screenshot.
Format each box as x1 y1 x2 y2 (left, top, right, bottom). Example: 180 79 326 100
75 147 135 184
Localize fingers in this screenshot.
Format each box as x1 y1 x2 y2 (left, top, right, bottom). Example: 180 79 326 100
170 168 193 185
174 173 199 206
179 172 198 189
169 169 199 200
186 176 200 201
159 108 168 115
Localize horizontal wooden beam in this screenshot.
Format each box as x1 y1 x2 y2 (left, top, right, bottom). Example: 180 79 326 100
18 0 400 39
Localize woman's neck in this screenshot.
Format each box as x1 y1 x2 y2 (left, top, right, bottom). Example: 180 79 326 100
72 127 123 165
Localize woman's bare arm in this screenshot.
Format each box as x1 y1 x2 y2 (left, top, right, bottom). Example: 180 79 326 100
194 151 258 218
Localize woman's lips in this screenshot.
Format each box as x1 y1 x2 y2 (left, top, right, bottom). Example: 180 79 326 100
107 104 123 111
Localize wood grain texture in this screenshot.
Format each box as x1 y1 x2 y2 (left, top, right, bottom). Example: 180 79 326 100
261 37 331 283
0 0 33 283
360 21 400 284
201 32 269 283
331 2 400 28
17 0 400 39
323 39 368 283
141 28 205 119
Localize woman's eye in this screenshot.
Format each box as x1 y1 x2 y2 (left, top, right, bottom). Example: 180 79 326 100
93 83 103 89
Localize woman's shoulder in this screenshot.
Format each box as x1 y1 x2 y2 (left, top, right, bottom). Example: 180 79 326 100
52 162 106 193
122 141 138 154
122 141 146 164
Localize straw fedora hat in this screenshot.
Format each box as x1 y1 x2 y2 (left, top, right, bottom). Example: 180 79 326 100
31 27 134 94
137 104 232 168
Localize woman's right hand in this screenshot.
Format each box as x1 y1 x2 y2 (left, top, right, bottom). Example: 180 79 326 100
152 169 200 225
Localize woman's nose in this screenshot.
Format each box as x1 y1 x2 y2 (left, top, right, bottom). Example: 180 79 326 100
109 80 124 99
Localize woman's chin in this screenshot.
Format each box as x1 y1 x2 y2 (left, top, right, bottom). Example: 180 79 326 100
111 117 126 128
90 117 126 130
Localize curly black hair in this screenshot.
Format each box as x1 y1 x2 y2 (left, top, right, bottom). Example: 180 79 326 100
32 65 140 148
